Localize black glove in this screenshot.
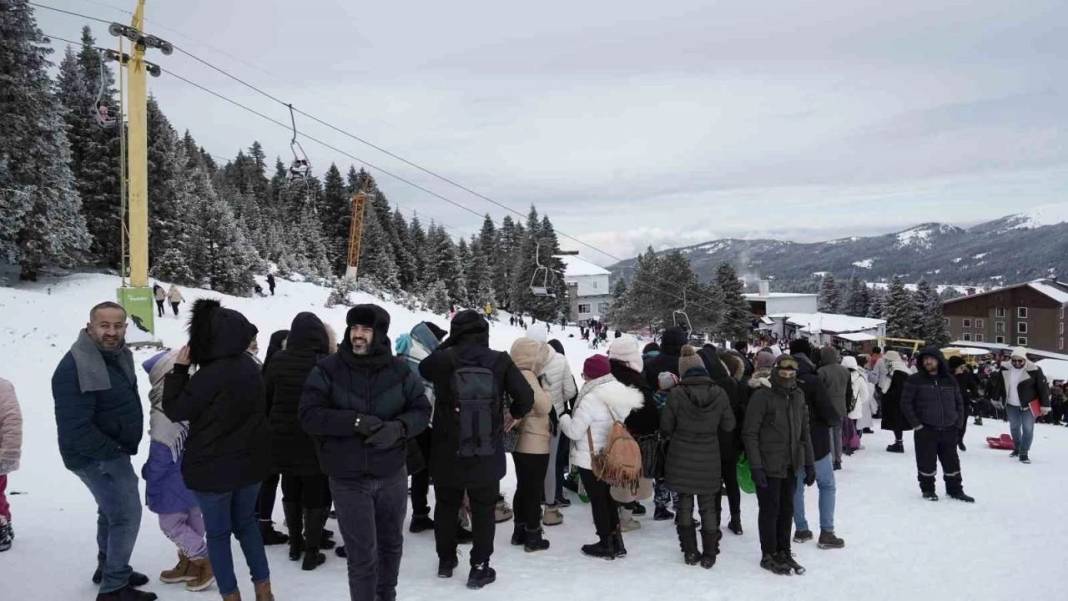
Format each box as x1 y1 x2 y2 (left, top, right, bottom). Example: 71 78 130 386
353 414 383 437
365 421 406 449
751 467 768 489
804 464 816 487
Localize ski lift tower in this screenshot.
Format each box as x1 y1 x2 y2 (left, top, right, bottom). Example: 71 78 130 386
345 191 369 279
113 0 171 336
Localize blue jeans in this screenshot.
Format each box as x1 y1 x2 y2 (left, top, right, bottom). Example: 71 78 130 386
194 483 270 596
73 456 143 594
794 454 836 532
1007 405 1035 454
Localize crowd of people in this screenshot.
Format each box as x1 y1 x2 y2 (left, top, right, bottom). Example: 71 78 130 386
0 298 1055 600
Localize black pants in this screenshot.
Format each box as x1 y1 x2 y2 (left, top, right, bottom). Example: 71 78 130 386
960 402 970 441
718 436 741 521
578 468 619 538
678 492 719 534
269 285 275 296
555 432 569 501
170 301 179 316
435 482 498 565
281 473 332 509
331 470 408 601
511 452 549 530
410 429 432 517
893 429 903 442
256 473 281 521
914 427 963 494
755 476 794 556
155 300 164 317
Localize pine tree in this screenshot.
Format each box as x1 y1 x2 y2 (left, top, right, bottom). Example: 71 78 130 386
356 199 400 290
146 96 195 271
320 163 349 274
714 263 752 343
184 164 257 295
391 208 418 290
844 277 871 317
609 247 660 330
495 215 520 309
429 224 466 306
818 274 841 313
916 280 950 346
408 215 429 288
0 6 90 279
884 276 921 339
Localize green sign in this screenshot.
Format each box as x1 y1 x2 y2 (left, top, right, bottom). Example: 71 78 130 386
117 286 155 336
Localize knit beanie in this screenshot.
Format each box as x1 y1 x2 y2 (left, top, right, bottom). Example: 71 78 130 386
608 335 644 373
1010 347 1028 360
754 350 776 370
583 354 612 379
658 371 680 391
678 345 706 377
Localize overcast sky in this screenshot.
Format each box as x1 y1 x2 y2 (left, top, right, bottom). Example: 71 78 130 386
36 0 1068 265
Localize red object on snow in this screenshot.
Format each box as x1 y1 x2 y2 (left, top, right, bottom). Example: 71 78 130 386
986 434 1015 450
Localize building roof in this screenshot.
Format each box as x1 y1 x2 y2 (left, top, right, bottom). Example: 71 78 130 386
557 255 611 278
743 292 818 300
1037 359 1068 382
950 340 1068 362
768 312 886 334
837 332 878 342
942 279 1068 305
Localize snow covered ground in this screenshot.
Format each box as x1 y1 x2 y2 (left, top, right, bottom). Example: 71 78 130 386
1 273 1066 601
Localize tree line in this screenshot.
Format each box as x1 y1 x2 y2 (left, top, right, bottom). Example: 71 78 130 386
1 10 570 319
817 273 950 345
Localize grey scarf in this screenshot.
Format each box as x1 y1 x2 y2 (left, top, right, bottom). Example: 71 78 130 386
70 329 135 393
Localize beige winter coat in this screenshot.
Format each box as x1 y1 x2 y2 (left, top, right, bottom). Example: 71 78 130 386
510 338 554 454
167 286 184 303
0 377 23 475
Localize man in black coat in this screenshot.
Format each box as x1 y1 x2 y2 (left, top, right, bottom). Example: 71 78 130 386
901 348 974 502
419 310 534 589
788 339 844 549
300 305 431 601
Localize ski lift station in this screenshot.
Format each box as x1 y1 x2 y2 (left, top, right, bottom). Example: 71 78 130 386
558 255 613 325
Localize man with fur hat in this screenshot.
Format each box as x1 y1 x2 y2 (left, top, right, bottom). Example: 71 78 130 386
418 310 534 589
991 348 1050 464
901 348 974 502
300 304 432 601
53 302 157 601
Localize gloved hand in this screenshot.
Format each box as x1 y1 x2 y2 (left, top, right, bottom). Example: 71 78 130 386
1040 407 1051 416
751 467 768 489
353 414 384 437
365 421 406 449
804 464 816 487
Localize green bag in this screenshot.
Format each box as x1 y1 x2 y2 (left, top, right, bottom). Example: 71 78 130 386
737 453 756 495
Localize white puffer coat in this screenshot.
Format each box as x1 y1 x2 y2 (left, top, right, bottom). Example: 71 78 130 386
541 351 578 415
559 374 644 470
0 377 23 475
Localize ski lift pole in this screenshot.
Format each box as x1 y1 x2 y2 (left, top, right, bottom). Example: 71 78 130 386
126 0 148 289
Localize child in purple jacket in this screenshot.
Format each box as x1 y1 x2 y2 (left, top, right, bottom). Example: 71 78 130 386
142 350 214 591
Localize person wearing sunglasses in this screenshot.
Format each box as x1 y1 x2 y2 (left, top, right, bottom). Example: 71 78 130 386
992 348 1051 464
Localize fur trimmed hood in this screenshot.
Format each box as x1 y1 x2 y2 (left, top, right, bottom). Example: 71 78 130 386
188 299 258 365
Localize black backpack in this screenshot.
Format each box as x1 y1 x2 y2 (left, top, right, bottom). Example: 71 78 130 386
450 350 500 458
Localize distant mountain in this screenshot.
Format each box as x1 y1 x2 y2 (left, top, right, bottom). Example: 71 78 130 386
609 208 1068 290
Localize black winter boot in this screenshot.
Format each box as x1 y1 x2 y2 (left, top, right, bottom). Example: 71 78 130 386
523 527 551 552
581 535 616 560
654 505 675 521
409 514 434 533
727 514 743 535
760 553 791 575
677 525 699 565
510 521 525 546
466 562 497 589
282 502 304 561
922 490 939 501
699 530 719 569
301 508 328 570
611 530 627 558
776 550 805 575
258 520 289 546
887 441 905 453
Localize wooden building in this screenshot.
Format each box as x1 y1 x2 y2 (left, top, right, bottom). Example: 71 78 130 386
942 279 1068 354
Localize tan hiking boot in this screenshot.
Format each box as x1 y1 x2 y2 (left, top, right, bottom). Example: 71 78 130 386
222 591 242 601
185 558 215 592
159 552 193 583
542 506 563 527
254 579 274 601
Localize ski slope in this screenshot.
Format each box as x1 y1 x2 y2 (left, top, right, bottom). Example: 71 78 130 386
0 273 1065 601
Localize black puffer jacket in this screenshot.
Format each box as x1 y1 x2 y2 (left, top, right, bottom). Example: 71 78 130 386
419 310 534 487
265 313 329 476
613 360 659 437
742 365 815 479
163 300 271 493
300 305 431 480
792 352 837 461
660 373 736 494
901 348 964 431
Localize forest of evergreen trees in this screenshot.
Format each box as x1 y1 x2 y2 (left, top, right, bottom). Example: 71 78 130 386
0 7 572 318
817 273 950 345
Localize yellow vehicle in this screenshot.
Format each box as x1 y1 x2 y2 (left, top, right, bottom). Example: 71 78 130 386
878 337 925 356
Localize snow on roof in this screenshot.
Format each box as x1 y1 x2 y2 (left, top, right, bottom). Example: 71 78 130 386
556 255 611 278
1028 281 1068 304
743 292 817 300
1037 359 1068 382
837 332 878 342
769 312 885 334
